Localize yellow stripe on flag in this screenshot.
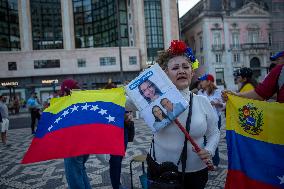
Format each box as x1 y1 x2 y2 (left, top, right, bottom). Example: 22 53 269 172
46 88 126 114
226 94 284 145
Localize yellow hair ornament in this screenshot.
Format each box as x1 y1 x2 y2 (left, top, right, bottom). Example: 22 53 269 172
192 59 199 70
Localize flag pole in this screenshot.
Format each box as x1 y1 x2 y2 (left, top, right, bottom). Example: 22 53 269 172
174 119 214 170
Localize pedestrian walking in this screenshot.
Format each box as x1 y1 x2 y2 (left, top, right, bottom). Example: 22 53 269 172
0 95 10 146
27 92 41 134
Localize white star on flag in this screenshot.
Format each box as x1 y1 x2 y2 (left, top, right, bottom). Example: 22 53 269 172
90 105 99 111
98 109 107 115
278 175 284 184
70 105 79 113
48 125 53 131
54 117 62 124
106 115 115 122
81 103 90 110
62 109 69 117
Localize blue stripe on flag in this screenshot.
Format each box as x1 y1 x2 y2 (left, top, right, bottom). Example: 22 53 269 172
226 130 284 188
36 101 125 138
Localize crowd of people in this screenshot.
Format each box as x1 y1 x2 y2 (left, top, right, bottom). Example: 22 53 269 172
1 39 283 188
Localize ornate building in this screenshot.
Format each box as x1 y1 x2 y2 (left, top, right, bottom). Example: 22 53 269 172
181 0 283 90
0 0 179 102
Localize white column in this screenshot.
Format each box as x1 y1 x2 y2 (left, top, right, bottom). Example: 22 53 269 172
134 0 147 68
19 0 32 51
61 0 75 50
162 0 171 48
223 20 235 90
203 19 210 73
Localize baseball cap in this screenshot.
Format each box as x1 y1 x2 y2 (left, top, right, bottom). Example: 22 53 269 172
198 74 214 82
270 51 284 61
61 79 80 93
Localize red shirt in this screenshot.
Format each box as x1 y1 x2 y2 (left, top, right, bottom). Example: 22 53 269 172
255 64 284 103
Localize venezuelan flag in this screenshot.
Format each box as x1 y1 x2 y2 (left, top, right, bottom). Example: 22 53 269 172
225 94 284 189
22 88 126 164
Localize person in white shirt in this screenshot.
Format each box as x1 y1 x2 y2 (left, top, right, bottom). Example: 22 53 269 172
0 95 9 146
126 40 220 188
198 73 225 169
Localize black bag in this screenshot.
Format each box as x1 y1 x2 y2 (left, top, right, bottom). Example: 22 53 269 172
146 153 181 189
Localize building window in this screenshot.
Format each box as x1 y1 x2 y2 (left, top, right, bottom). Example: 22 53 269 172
232 32 239 48
129 26 132 34
30 0 63 50
73 0 128 48
248 30 259 43
233 53 240 63
213 31 221 46
268 33 272 46
34 59 60 69
199 36 203 51
8 62 17 70
215 68 224 85
129 56 137 65
100 57 116 66
216 54 222 63
130 40 134 46
0 0 20 51
200 56 204 65
144 0 164 63
77 58 86 67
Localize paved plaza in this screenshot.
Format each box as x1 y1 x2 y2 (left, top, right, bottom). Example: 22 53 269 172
0 117 227 189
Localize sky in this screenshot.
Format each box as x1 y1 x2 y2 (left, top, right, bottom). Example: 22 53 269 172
178 0 201 17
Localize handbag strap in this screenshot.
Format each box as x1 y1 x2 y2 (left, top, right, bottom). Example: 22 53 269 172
180 92 193 188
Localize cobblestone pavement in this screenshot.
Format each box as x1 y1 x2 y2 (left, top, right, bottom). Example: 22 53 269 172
0 118 227 189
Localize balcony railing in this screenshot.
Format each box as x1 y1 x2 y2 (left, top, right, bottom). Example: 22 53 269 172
230 44 241 50
212 44 224 51
241 43 268 50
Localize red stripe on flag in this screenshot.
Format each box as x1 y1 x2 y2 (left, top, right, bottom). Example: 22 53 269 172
225 170 281 189
22 123 124 164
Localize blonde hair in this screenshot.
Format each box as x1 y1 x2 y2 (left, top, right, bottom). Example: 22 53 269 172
206 81 217 96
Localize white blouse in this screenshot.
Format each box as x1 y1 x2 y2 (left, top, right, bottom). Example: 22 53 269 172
126 88 220 172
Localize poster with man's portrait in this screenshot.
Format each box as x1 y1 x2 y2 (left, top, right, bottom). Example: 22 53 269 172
125 64 188 133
